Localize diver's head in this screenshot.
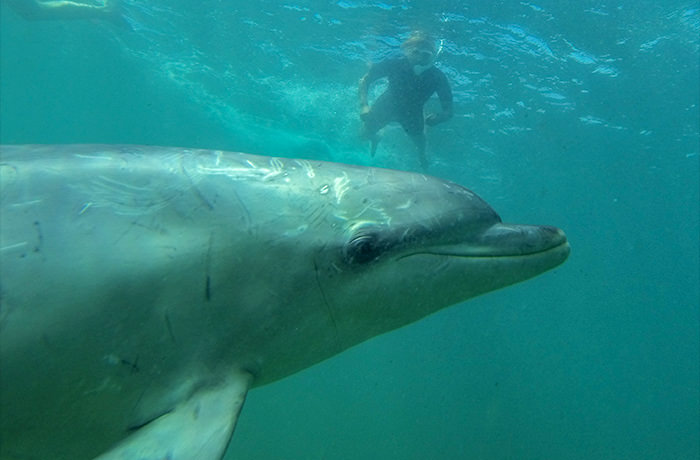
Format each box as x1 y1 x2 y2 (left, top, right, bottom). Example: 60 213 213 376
401 31 437 67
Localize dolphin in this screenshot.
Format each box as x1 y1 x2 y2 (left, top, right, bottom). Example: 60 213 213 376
0 145 569 459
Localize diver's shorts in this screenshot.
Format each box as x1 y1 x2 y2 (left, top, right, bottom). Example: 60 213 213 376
363 93 424 136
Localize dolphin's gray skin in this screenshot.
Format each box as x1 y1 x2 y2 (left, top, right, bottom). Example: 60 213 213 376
0 145 569 459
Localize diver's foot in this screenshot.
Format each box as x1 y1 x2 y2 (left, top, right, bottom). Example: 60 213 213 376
418 152 429 171
360 126 381 158
369 138 378 157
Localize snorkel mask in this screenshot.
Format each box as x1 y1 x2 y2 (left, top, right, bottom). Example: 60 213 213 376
408 48 435 74
402 32 437 75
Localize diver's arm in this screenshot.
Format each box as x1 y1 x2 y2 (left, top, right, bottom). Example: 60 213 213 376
359 60 389 113
425 106 452 125
358 73 371 112
433 101 453 124
426 73 454 126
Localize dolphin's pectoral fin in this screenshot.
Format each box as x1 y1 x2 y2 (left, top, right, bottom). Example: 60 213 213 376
96 371 253 460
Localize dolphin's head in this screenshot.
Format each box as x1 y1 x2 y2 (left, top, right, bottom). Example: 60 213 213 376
295 163 570 349
185 152 569 383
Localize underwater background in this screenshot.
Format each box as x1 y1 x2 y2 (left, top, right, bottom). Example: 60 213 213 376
1 1 698 459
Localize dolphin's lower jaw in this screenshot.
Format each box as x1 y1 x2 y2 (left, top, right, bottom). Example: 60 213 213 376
414 241 570 275
390 242 569 309
399 224 569 260
321 226 569 360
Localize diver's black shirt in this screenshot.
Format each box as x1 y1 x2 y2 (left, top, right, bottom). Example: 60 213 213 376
366 57 452 113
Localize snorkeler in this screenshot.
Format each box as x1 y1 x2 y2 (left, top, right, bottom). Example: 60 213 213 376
4 0 122 22
358 31 453 170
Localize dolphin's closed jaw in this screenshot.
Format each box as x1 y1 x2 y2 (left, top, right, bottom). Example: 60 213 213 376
400 224 568 259
473 223 569 256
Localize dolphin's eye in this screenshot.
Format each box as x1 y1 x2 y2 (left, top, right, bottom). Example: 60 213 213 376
344 232 382 264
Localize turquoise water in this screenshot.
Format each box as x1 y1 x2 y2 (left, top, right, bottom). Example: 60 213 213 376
1 1 698 459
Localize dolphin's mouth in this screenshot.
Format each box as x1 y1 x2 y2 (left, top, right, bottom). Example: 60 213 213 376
399 224 569 259
342 222 568 265
409 240 570 260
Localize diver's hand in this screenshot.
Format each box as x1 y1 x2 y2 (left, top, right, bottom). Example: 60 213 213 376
425 113 442 126
360 104 371 120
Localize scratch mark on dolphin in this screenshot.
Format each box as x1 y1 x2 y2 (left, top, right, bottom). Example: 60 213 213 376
1 242 28 252
204 233 213 302
313 258 341 353
165 312 177 344
33 221 43 253
333 174 350 204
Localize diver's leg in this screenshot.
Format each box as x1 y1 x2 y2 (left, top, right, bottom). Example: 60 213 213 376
369 134 380 157
402 111 428 170
360 115 383 157
410 132 428 171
